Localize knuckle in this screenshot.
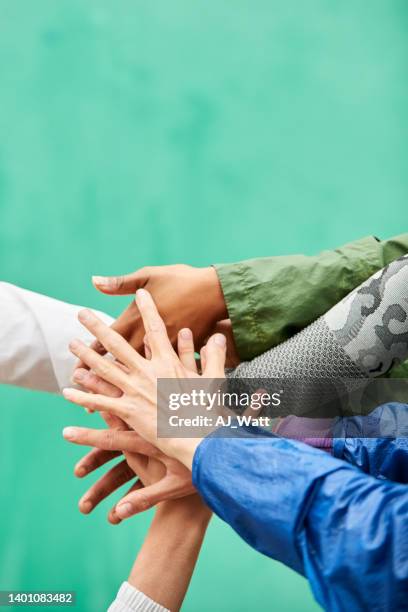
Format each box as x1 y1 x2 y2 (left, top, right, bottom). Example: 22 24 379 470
104 429 117 450
80 393 96 410
135 490 152 512
146 319 165 334
97 361 111 378
107 337 121 353
93 486 107 502
74 345 85 360
113 276 124 291
178 344 192 355
83 459 95 472
121 406 131 420
87 372 99 387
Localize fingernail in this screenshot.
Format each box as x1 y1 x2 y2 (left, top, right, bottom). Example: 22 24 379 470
78 309 92 322
69 339 81 351
62 426 77 440
72 370 85 383
108 510 121 525
92 276 112 288
135 288 147 304
75 466 87 478
62 388 75 400
116 502 133 519
214 334 226 347
80 500 93 514
179 328 192 340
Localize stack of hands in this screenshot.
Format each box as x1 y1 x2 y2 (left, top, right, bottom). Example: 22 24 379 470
63 286 227 519
63 266 233 521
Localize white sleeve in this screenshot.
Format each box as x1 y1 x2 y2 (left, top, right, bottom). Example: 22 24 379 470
108 582 169 612
0 282 114 394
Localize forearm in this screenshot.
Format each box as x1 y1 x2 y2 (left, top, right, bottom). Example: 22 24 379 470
127 497 211 612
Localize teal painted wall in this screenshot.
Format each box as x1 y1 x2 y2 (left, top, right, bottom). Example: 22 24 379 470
0 1 407 610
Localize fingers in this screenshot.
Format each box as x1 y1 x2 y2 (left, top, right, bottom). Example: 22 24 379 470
143 335 152 360
78 459 135 514
72 368 122 398
110 301 145 353
135 289 174 358
63 426 158 456
202 334 226 378
74 338 107 371
62 387 129 419
92 268 150 295
108 480 144 525
100 411 128 429
200 346 207 372
69 338 132 392
177 328 197 373
74 447 120 478
115 475 182 519
212 319 240 368
77 309 143 371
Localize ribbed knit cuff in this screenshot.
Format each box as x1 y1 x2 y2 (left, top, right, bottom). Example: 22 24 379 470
107 582 169 612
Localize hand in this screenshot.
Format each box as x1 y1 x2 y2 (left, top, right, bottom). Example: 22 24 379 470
82 264 230 361
65 324 210 521
63 288 227 468
63 422 194 522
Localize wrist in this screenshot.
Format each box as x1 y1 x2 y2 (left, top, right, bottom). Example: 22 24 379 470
198 266 228 322
160 437 201 471
128 495 211 609
154 496 211 528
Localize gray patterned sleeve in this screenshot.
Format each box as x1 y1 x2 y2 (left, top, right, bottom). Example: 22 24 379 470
229 255 408 382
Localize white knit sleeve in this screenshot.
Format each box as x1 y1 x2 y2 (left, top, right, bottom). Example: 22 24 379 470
107 582 169 612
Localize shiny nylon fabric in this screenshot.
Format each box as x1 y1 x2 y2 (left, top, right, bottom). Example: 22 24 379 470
333 403 408 483
192 410 408 611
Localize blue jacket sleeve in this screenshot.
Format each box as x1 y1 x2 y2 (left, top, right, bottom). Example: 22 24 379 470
333 403 408 483
192 428 408 612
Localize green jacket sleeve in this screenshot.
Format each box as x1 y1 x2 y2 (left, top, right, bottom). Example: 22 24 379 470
215 233 408 365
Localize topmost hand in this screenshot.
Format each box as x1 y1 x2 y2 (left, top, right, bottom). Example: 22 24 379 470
64 288 228 469
90 264 228 356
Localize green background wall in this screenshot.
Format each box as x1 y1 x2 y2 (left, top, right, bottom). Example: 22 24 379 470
0 1 406 610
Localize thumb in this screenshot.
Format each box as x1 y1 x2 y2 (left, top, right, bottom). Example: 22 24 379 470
92 268 150 295
202 333 227 378
115 476 182 519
